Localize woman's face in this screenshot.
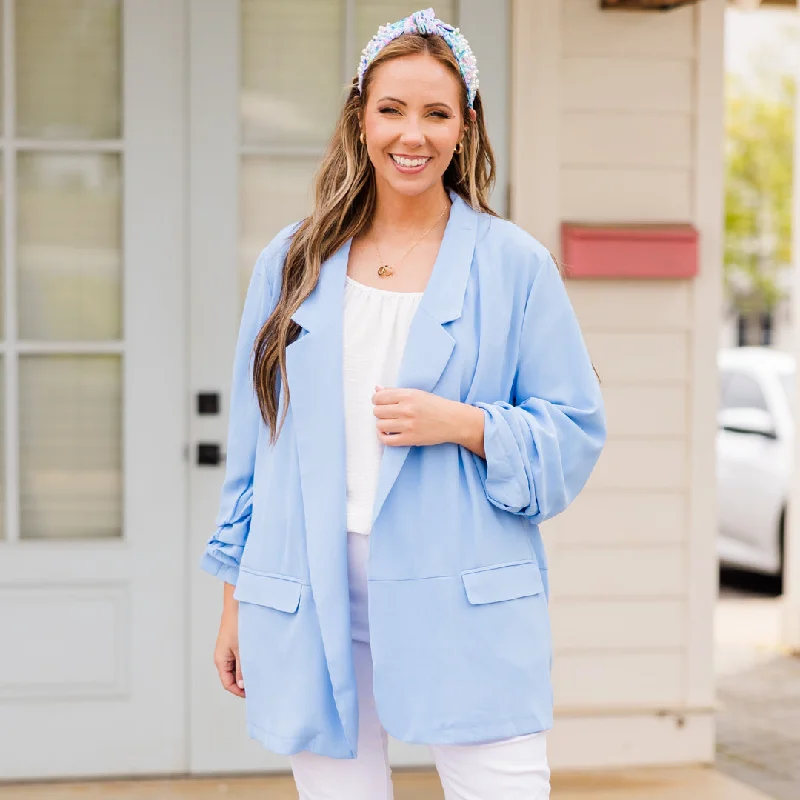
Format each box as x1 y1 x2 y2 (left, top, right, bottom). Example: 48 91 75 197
362 53 464 199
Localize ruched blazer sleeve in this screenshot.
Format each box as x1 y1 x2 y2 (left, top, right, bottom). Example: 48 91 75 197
199 226 294 585
472 251 605 523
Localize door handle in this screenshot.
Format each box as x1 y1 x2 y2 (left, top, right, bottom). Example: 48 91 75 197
197 391 221 415
197 442 225 466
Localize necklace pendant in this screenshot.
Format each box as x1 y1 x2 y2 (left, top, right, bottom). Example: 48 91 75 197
377 264 394 278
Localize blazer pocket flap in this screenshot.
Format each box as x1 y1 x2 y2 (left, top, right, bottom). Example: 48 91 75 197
461 560 544 605
234 570 302 614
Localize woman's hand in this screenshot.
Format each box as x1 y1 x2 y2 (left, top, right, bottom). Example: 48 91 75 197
372 385 486 458
214 583 245 698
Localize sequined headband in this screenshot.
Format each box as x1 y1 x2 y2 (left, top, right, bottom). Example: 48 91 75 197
357 7 479 109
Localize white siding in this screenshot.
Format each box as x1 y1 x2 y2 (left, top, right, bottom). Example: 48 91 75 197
553 0 697 723
553 490 688 545
550 546 687 599
554 652 685 709
562 112 694 169
601 386 689 437
582 332 690 384
590 440 689 490
561 167 693 222
561 58 694 113
567 282 692 330
552 599 687 651
560 0 696 58
512 0 723 769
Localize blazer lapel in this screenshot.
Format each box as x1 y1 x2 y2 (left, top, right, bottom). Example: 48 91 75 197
371 192 479 526
283 194 479 749
285 241 358 755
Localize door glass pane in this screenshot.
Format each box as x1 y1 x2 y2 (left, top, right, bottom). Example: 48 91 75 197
17 152 122 341
16 0 122 139
355 1 457 70
19 355 121 540
240 156 315 298
241 0 344 146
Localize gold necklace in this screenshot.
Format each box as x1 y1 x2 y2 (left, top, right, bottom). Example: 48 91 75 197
372 204 449 278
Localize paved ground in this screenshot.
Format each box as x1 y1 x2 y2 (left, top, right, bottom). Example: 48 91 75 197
0 767 771 800
715 577 800 800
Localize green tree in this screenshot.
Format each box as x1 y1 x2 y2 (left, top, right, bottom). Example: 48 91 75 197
724 72 794 316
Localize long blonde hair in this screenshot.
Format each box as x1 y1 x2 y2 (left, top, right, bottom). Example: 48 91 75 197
253 33 497 442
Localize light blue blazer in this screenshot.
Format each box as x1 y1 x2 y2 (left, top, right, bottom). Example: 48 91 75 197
200 191 606 759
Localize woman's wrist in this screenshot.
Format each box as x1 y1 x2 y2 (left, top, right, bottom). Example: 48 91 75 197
223 581 238 610
448 400 486 459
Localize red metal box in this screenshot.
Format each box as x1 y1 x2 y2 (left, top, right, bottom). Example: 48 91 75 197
560 223 699 279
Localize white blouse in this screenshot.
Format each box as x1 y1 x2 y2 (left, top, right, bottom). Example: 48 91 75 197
342 275 423 536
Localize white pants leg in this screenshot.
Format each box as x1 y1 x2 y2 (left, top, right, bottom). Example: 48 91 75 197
432 732 550 800
290 640 394 800
289 639 550 800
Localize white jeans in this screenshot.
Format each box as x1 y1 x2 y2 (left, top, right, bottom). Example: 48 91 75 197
290 640 551 800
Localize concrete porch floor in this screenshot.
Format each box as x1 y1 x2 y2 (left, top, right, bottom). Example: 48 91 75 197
0 767 771 799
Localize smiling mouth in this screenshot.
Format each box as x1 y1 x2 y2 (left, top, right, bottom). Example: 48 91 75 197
390 154 432 168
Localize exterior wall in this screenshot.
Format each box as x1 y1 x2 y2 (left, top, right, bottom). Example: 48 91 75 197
511 0 723 770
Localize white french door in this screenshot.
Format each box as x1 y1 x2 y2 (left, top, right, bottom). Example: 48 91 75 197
0 0 509 782
0 0 187 781
188 0 509 774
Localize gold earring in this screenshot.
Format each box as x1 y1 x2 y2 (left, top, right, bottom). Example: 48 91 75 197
360 131 366 146
454 141 463 155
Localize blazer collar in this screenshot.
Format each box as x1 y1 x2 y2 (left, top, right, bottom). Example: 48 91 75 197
291 189 478 333
418 190 478 324
289 240 351 333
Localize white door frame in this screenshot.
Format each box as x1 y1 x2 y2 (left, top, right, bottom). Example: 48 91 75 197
187 0 275 774
0 0 187 780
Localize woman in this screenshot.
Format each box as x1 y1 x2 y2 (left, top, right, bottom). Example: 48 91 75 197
200 8 605 799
